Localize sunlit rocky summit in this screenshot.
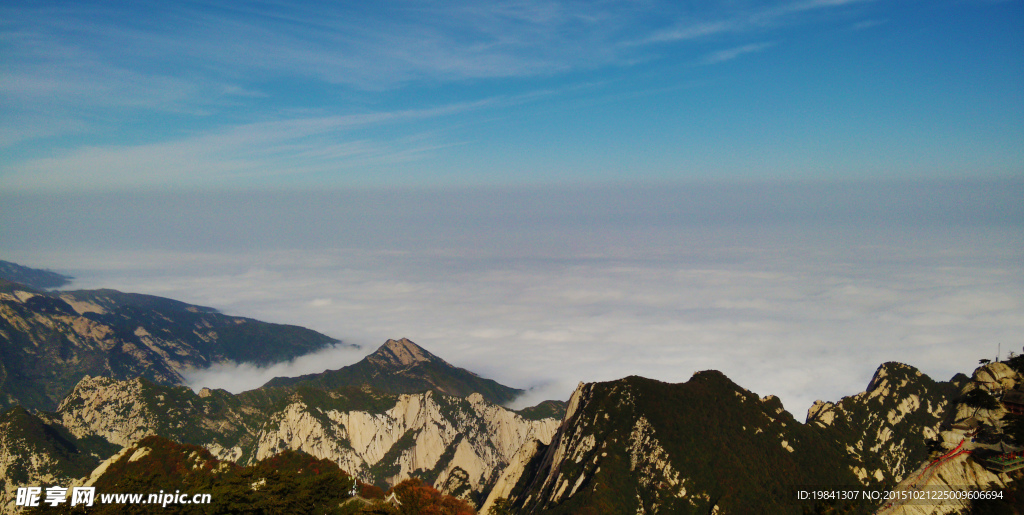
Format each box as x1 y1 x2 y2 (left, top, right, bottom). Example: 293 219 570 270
373 337 437 367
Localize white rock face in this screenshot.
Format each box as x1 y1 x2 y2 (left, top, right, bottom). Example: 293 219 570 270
872 362 1021 514
526 382 594 506
887 395 922 425
369 338 436 367
974 363 1016 389
0 404 126 515
949 363 1022 428
805 362 954 485
954 387 1007 428
627 415 686 499
251 390 558 501
56 376 159 447
77 446 134 488
876 453 1006 515
480 439 544 513
50 375 559 505
59 295 106 315
807 400 836 426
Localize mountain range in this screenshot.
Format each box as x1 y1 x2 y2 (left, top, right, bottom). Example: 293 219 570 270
0 278 345 411
0 261 71 291
0 261 1019 514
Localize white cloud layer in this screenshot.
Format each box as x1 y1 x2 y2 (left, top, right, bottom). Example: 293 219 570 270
181 343 369 394
54 243 1020 414
2 184 1020 415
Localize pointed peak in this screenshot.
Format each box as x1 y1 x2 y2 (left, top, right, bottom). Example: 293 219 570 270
371 338 437 367
866 362 919 393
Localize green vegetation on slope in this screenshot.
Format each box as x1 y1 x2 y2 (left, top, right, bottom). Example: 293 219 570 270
806 362 962 488
515 400 567 421
513 373 867 515
264 339 522 405
25 436 476 515
0 406 104 492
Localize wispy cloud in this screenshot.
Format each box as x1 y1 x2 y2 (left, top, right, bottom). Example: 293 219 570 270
0 22 245 114
0 0 941 186
851 19 888 30
182 343 369 393
0 99 492 190
640 0 876 45
704 42 776 64
2 0 883 111
3 1 646 93
636 21 739 45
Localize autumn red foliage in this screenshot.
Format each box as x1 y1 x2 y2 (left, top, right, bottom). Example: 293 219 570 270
360 482 385 499
388 478 476 515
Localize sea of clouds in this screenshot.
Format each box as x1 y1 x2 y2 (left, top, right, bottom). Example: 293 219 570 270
2 181 1021 415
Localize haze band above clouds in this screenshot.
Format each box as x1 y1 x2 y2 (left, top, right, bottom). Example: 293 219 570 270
2 181 1019 413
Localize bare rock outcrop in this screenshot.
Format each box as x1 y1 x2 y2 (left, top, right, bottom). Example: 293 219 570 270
806 362 960 485
40 374 559 505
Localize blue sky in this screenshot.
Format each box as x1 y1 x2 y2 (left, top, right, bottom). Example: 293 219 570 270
1 0 1021 190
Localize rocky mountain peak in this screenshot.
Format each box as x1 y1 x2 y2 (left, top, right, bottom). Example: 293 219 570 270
369 338 440 368
262 338 522 405
805 361 962 487
866 361 920 395
973 361 1018 385
0 271 342 412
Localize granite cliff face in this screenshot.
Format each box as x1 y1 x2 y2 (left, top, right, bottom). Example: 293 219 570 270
493 364 1017 514
250 389 557 501
0 279 342 411
4 358 1020 514
10 343 559 507
805 362 963 486
872 362 1024 515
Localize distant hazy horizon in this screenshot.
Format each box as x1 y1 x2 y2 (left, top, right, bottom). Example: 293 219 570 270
2 180 1020 414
